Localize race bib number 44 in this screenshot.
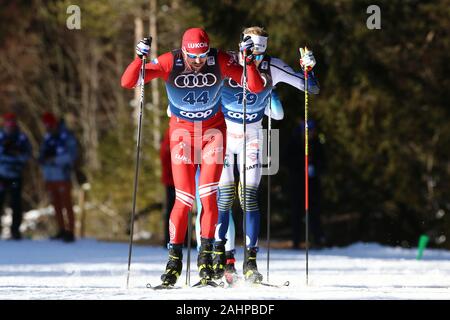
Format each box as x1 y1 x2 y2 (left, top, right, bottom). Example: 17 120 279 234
182 91 210 105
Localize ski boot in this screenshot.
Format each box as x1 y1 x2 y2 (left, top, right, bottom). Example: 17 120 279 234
50 229 66 240
212 241 226 280
197 238 214 282
160 244 183 286
224 250 239 284
63 231 76 243
243 247 263 283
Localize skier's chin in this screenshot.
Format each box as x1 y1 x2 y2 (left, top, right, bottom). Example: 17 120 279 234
188 62 205 72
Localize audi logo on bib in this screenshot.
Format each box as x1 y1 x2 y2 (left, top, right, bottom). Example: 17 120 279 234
174 73 217 88
180 109 213 119
227 111 258 121
228 78 242 88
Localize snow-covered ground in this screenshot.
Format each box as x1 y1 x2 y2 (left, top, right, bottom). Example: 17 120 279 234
0 239 449 300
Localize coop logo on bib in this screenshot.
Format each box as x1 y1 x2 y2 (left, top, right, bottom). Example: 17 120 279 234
227 111 258 121
180 109 213 119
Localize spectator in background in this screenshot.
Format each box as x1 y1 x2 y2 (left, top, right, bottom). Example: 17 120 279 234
286 118 328 249
0 113 32 240
160 127 175 247
39 112 78 243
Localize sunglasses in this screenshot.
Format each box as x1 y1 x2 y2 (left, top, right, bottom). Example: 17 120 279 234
254 54 264 61
240 52 264 61
184 49 209 59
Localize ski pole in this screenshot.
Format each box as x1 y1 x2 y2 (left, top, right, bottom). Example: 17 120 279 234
126 38 151 289
266 93 272 282
186 209 192 286
242 45 248 265
300 46 309 285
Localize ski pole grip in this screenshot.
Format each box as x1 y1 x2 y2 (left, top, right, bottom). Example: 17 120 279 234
143 36 153 47
299 46 309 58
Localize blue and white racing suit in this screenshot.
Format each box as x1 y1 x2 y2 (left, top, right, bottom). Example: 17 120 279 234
197 52 319 252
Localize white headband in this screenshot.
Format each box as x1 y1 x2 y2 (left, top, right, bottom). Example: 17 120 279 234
244 34 268 53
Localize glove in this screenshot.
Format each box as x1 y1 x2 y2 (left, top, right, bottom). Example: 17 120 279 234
299 49 316 71
239 36 255 63
135 37 152 59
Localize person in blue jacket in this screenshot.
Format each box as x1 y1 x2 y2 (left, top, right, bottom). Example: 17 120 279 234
0 112 32 240
39 112 78 243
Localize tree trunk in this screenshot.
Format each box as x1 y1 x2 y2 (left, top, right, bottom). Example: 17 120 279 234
77 36 100 172
150 0 160 150
171 0 181 47
88 38 100 170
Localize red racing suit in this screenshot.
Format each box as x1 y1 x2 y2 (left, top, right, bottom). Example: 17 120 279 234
121 49 264 244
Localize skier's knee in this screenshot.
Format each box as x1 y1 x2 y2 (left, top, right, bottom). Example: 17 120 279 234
239 185 259 212
174 189 194 209
217 183 235 211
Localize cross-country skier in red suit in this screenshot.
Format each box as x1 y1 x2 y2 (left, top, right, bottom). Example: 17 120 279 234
121 28 265 286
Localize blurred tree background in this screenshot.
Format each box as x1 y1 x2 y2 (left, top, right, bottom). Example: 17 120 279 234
0 0 448 249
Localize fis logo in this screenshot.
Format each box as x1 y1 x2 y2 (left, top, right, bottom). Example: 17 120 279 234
175 58 184 67
207 56 215 66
